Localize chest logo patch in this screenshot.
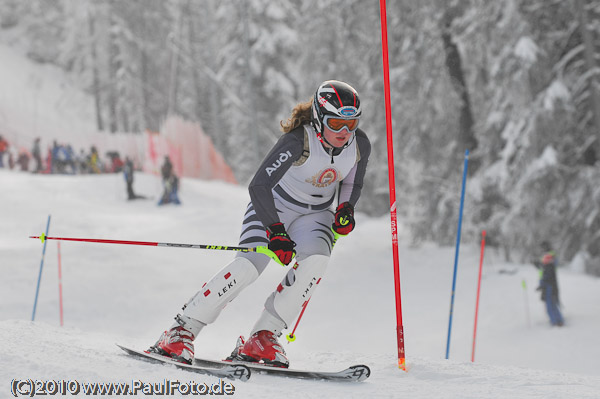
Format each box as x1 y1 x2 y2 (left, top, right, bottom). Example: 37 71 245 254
306 168 338 187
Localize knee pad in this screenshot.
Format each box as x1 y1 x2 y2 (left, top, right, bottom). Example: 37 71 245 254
181 257 259 325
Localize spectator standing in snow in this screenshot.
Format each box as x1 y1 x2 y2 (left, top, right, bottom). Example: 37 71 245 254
17 150 30 171
64 145 76 174
8 149 15 169
76 149 88 174
533 241 564 327
32 137 42 172
147 80 370 368
88 146 101 173
160 155 173 181
158 156 181 205
123 157 146 200
51 141 61 173
0 135 9 168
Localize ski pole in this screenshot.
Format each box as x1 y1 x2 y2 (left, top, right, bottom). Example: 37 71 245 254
285 229 342 343
30 233 285 266
286 298 311 343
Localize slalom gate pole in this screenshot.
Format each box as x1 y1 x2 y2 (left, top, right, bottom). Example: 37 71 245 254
445 149 470 359
522 279 531 327
471 230 486 362
57 241 64 327
379 0 406 371
32 215 51 322
30 234 284 266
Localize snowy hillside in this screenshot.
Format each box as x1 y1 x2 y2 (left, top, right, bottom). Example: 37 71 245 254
1 170 600 398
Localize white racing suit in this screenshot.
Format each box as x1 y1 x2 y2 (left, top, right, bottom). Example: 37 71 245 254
176 124 371 337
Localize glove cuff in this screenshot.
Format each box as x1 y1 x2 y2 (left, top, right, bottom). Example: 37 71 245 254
267 222 287 237
336 202 354 214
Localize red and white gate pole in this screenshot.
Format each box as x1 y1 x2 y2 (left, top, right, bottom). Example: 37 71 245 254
471 230 487 362
379 0 406 371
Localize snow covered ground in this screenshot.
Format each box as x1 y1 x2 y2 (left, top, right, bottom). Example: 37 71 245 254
1 169 600 398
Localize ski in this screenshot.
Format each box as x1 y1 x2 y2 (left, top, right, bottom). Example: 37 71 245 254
193 357 370 382
116 345 251 382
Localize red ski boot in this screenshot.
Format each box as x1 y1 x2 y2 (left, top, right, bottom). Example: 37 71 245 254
148 326 195 364
236 330 289 368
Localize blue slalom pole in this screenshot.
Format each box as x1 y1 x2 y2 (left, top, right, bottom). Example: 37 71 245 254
445 150 469 359
32 215 51 321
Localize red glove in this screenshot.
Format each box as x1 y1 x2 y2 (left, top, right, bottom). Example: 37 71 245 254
332 202 355 236
267 223 296 265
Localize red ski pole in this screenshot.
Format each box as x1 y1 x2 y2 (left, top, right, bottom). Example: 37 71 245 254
471 230 487 362
286 298 311 343
285 231 341 343
30 233 284 265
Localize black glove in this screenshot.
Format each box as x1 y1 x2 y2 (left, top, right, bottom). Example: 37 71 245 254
267 223 296 265
332 202 355 236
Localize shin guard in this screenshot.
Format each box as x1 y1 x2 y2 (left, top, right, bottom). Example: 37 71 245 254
252 254 329 336
180 257 259 325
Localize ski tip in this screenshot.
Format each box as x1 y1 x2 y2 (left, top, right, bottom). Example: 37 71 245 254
116 343 134 354
350 365 371 381
222 365 252 382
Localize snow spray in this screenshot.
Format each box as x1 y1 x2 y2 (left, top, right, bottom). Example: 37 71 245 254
445 149 470 359
32 215 51 321
471 230 486 362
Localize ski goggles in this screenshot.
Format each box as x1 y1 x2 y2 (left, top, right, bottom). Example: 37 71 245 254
324 115 359 133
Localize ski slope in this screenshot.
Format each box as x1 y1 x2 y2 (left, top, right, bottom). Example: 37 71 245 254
1 170 600 398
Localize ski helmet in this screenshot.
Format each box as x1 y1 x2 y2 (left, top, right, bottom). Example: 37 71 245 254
311 80 362 135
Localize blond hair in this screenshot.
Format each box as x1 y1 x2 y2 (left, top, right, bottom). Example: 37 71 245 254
280 99 313 133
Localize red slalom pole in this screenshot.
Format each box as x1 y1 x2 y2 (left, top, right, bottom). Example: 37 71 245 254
471 230 487 362
57 241 64 327
379 0 406 371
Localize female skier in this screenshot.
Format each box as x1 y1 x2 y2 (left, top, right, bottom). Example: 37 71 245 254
148 80 371 367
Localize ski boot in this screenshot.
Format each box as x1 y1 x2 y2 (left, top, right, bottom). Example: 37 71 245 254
147 326 195 365
232 330 289 368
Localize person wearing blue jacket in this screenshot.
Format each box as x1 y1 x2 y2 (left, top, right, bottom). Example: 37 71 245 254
534 241 564 327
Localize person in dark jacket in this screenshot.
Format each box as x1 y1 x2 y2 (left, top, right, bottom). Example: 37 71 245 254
123 157 146 200
0 135 8 168
533 241 564 327
32 138 42 173
158 156 181 205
